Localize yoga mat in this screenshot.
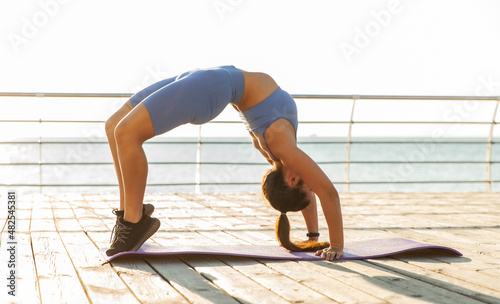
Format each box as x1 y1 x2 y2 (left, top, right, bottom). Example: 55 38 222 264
102 238 462 261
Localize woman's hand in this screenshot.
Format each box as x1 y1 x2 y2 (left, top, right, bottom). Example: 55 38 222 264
315 246 343 261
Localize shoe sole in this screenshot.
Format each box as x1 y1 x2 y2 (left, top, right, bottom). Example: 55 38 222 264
130 217 160 252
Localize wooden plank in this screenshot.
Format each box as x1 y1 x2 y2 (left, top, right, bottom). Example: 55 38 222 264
182 194 243 208
146 256 240 304
206 219 341 303
400 228 500 265
343 195 500 298
311 259 433 304
204 215 260 230
367 256 500 304
58 231 141 303
345 217 500 294
86 229 192 303
226 256 338 303
9 191 499 304
29 218 57 232
161 228 317 303
159 223 331 304
15 233 41 304
0 232 41 304
182 255 291 304
412 226 500 258
165 207 226 218
372 227 500 288
86 222 194 304
75 216 108 232
55 218 84 231
30 231 89 303
52 207 75 219
109 257 190 304
227 198 496 300
396 250 500 293
13 218 31 234
29 201 57 232
260 257 388 304
357 259 488 304
160 217 220 231
308 259 480 304
228 223 422 304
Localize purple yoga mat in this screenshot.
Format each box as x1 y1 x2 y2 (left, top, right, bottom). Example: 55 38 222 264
102 238 462 261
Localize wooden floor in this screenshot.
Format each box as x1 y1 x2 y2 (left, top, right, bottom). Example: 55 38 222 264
1 192 500 304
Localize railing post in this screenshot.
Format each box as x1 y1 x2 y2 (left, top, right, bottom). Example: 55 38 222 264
344 95 358 192
38 120 43 194
485 98 499 192
195 125 202 194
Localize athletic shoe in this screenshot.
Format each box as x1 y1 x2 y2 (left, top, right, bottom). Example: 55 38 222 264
106 213 160 256
110 204 155 243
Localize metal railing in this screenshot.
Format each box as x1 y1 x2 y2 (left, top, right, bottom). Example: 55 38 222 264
0 92 498 193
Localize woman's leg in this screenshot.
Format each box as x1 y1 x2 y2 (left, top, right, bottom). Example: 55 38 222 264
106 76 178 210
113 102 155 223
105 101 134 210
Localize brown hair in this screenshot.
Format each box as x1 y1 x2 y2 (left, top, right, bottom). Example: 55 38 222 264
262 167 330 252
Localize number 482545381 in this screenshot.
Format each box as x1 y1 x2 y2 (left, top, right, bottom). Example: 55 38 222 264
7 192 16 240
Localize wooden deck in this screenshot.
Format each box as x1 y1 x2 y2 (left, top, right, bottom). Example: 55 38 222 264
1 192 500 304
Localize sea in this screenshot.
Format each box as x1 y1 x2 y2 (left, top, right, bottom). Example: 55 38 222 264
1 137 498 194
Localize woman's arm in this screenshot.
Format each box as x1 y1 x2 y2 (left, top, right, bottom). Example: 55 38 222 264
267 122 344 259
280 147 344 255
301 194 319 242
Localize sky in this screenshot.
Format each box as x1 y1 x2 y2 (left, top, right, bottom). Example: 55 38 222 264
0 0 499 139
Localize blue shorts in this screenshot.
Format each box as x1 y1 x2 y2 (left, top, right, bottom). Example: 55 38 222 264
130 65 245 135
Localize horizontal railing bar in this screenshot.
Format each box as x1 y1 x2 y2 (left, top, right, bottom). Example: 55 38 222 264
208 121 498 125
0 120 104 123
0 119 496 125
1 92 499 100
0 141 203 145
293 95 500 100
195 161 496 165
210 121 497 125
0 162 261 166
0 92 133 98
1 180 497 187
0 141 497 145
0 161 496 166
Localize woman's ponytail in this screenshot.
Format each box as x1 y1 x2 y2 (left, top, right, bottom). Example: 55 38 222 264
264 167 329 252
275 213 329 252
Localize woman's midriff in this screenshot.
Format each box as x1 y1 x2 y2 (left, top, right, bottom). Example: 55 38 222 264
233 70 279 112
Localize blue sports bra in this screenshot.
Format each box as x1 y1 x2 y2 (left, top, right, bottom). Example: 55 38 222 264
238 87 298 159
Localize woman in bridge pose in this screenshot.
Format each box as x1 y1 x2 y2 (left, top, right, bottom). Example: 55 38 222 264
105 65 344 260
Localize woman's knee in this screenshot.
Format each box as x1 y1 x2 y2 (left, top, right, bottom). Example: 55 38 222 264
114 120 133 145
105 101 134 138
114 118 152 147
105 116 119 138
113 102 155 147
